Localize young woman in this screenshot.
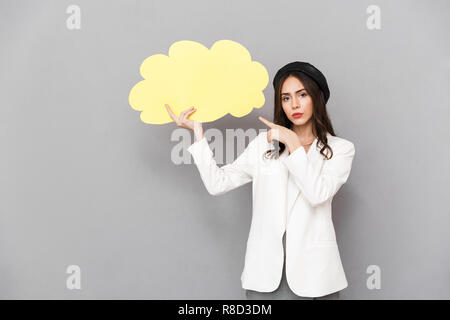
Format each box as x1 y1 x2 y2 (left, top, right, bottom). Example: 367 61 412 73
165 61 355 300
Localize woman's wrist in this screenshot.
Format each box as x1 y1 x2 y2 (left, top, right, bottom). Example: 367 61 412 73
194 133 204 142
193 122 204 141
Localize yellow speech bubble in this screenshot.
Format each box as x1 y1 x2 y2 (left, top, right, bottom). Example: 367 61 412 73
129 40 269 124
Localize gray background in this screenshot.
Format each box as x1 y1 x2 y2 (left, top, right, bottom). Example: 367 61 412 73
0 0 449 299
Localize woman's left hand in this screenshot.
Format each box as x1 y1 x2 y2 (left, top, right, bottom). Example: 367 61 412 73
258 116 298 150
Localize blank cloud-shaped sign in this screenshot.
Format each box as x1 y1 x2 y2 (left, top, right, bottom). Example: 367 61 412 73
129 39 269 124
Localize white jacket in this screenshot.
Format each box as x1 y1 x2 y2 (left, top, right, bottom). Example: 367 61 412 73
187 130 356 298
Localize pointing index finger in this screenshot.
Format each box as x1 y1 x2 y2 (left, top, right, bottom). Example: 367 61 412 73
259 116 275 128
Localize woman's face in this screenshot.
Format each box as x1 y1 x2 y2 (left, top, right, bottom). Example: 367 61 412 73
281 75 314 126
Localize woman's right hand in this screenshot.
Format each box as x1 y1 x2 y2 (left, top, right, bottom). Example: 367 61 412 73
165 104 204 141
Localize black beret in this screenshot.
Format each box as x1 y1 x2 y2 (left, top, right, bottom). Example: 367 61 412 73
272 61 330 103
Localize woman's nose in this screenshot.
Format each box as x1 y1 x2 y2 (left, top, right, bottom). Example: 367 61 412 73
293 96 300 108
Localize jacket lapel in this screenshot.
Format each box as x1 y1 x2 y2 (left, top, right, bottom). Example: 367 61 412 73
281 137 321 224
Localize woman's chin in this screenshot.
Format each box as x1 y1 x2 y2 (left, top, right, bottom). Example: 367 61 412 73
290 118 306 125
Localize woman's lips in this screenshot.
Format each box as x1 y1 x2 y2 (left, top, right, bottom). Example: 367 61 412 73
292 113 303 118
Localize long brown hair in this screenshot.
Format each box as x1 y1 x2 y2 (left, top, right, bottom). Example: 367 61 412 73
264 70 336 160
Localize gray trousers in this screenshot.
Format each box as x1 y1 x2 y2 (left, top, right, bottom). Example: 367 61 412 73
245 233 341 300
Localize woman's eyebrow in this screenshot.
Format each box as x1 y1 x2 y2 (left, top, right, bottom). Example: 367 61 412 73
281 88 306 95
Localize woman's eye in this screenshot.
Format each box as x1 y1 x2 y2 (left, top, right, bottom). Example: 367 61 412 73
282 93 306 102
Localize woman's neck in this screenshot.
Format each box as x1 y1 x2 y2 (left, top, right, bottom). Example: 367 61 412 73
292 122 316 143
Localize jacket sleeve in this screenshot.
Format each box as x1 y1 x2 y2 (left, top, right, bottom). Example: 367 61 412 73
282 140 355 207
187 135 257 196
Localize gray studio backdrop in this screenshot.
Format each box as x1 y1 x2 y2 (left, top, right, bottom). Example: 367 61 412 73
1 0 449 299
